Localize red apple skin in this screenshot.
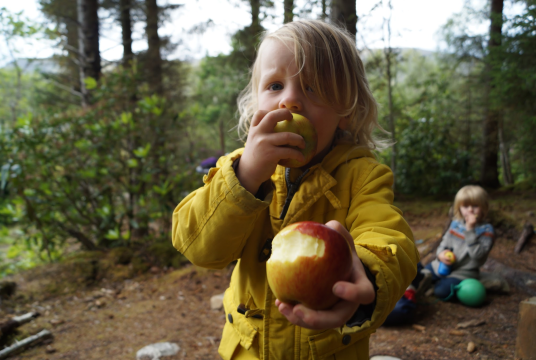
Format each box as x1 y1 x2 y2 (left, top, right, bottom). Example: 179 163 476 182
266 221 353 310
273 113 318 168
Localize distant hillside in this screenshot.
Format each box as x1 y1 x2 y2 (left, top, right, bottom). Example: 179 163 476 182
359 47 437 61
2 58 60 74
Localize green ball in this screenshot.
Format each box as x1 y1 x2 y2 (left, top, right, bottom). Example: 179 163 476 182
455 279 486 307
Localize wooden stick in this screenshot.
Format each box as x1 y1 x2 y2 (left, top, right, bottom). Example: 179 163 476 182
0 329 52 359
0 312 40 338
515 222 534 254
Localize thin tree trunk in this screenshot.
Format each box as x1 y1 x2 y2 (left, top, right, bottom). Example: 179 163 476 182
385 0 396 188
219 118 225 154
321 0 328 21
330 0 357 39
76 0 88 107
480 0 504 189
81 0 101 81
284 0 294 23
120 0 134 67
77 0 101 106
145 0 163 94
250 0 261 33
499 121 513 185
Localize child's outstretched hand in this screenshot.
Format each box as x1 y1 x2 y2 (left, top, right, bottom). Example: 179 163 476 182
237 109 305 195
275 220 376 330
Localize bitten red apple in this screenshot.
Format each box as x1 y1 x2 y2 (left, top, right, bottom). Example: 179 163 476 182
266 221 353 310
273 113 318 168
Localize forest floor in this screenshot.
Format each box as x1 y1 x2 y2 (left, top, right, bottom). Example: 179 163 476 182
2 191 536 360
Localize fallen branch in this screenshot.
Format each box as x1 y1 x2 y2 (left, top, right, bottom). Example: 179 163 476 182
515 222 534 254
0 312 40 338
0 329 52 359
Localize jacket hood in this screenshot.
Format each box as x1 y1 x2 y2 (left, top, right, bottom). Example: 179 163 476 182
317 144 376 174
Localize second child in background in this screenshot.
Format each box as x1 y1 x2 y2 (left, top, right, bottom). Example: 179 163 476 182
385 185 494 326
426 185 494 298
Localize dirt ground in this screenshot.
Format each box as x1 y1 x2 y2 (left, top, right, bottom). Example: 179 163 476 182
3 191 536 360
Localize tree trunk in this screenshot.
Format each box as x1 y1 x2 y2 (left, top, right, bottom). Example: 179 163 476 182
219 118 225 154
330 0 357 39
250 0 262 34
480 0 504 189
321 0 328 21
120 0 133 67
499 121 513 185
145 0 163 95
77 0 101 106
284 0 294 23
385 0 396 189
80 0 101 81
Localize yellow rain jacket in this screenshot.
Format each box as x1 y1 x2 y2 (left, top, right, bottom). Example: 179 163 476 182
172 144 418 360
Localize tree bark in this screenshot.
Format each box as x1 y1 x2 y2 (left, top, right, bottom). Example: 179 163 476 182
145 0 163 95
80 0 101 81
480 0 504 189
284 0 294 23
330 0 357 39
77 0 101 106
321 0 328 21
120 0 134 67
385 0 396 188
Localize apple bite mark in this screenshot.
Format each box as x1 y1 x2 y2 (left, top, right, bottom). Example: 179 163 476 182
266 221 353 310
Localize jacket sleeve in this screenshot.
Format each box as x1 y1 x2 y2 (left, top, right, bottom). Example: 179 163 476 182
436 224 455 256
463 225 494 261
345 162 419 329
171 150 270 269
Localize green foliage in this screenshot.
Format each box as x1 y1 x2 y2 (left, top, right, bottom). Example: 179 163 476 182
186 54 248 153
366 49 479 195
2 66 199 260
395 119 472 195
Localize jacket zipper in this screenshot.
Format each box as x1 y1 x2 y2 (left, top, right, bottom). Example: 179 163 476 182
279 167 310 220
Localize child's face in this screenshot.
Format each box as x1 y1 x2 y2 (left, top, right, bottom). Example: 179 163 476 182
460 204 481 221
256 39 347 160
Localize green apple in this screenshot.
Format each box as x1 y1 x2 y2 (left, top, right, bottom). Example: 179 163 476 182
273 113 318 168
266 221 353 310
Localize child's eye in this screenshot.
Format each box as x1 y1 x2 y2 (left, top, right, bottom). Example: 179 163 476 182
269 83 283 91
306 85 314 92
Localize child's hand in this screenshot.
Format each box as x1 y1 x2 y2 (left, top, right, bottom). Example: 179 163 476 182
236 109 306 194
464 212 477 230
438 250 454 265
274 220 375 330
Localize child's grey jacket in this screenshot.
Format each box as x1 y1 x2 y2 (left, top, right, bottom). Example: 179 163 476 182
430 220 494 280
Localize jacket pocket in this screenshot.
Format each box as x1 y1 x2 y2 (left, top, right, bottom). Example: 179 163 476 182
218 322 240 360
222 289 259 354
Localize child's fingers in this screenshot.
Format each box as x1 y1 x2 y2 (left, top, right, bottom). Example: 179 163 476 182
271 132 306 149
271 146 305 163
290 301 358 330
324 220 357 254
333 279 375 305
255 109 293 133
250 110 270 128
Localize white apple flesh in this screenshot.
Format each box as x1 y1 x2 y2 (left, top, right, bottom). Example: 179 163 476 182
266 221 353 310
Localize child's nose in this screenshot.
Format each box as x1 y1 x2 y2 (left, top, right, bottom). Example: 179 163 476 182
279 90 302 111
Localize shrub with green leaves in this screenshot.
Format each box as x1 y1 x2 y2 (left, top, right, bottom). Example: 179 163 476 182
4 68 199 256
395 119 472 196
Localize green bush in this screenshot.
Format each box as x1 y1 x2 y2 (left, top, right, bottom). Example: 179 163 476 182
3 67 199 257
395 119 472 196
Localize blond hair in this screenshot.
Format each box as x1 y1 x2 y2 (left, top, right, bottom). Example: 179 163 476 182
236 20 388 150
453 185 490 221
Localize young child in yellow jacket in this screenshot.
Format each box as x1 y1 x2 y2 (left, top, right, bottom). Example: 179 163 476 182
173 20 419 360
